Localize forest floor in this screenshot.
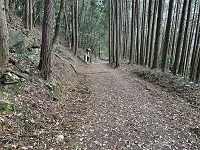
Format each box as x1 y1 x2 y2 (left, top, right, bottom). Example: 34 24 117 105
0 52 199 149
68 59 200 149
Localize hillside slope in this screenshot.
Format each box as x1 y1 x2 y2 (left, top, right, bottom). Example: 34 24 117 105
0 17 91 149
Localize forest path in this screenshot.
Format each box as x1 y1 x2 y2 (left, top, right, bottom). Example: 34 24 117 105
71 60 199 149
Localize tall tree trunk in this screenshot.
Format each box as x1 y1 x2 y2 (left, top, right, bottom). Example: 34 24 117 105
145 0 153 66
170 0 180 68
148 0 157 68
109 0 112 64
161 0 174 72
190 23 200 81
125 0 130 59
29 0 32 30
115 0 120 67
4 0 9 19
172 0 187 74
38 0 54 80
64 12 71 48
140 0 146 65
25 0 29 29
129 0 135 65
53 0 65 45
185 0 198 73
135 0 140 64
196 50 200 82
75 0 78 56
178 0 192 75
0 0 9 78
112 0 116 64
119 0 123 62
152 0 163 69
71 2 75 53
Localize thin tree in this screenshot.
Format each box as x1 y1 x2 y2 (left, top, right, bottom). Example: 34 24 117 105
71 2 75 53
135 0 140 64
0 0 9 78
152 0 163 69
196 50 200 82
161 0 174 72
64 6 71 48
53 0 65 45
115 0 120 67
112 0 116 64
148 0 157 67
171 0 187 74
38 0 54 80
170 0 181 67
185 0 198 73
140 0 146 65
178 0 193 75
25 0 30 29
145 0 153 66
75 0 78 56
29 0 33 30
190 24 200 81
109 0 112 63
129 0 135 65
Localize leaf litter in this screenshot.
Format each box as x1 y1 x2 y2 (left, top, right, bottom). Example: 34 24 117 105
0 41 199 149
69 60 199 149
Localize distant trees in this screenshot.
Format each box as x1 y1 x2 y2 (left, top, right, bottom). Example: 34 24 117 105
152 0 163 69
25 0 33 30
53 0 65 45
0 0 9 78
1 0 199 82
108 0 200 83
71 1 75 54
161 0 174 72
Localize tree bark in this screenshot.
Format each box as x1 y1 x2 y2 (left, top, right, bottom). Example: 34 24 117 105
29 0 33 30
115 0 120 67
178 0 192 75
129 0 135 65
25 0 30 29
161 0 174 72
109 0 112 64
75 0 78 56
190 23 200 81
71 2 75 53
148 0 157 67
38 0 54 80
145 0 153 66
152 0 163 69
0 0 9 78
172 0 187 74
135 0 140 64
53 0 65 45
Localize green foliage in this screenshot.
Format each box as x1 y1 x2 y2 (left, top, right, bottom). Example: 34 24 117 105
45 81 62 100
0 91 8 99
51 82 62 99
0 100 15 113
78 0 109 51
27 108 34 115
4 82 28 94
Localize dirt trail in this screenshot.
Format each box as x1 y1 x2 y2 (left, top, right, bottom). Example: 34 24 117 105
71 60 199 149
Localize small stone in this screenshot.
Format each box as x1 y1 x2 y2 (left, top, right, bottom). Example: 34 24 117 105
21 66 30 74
1 72 20 84
56 135 64 141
